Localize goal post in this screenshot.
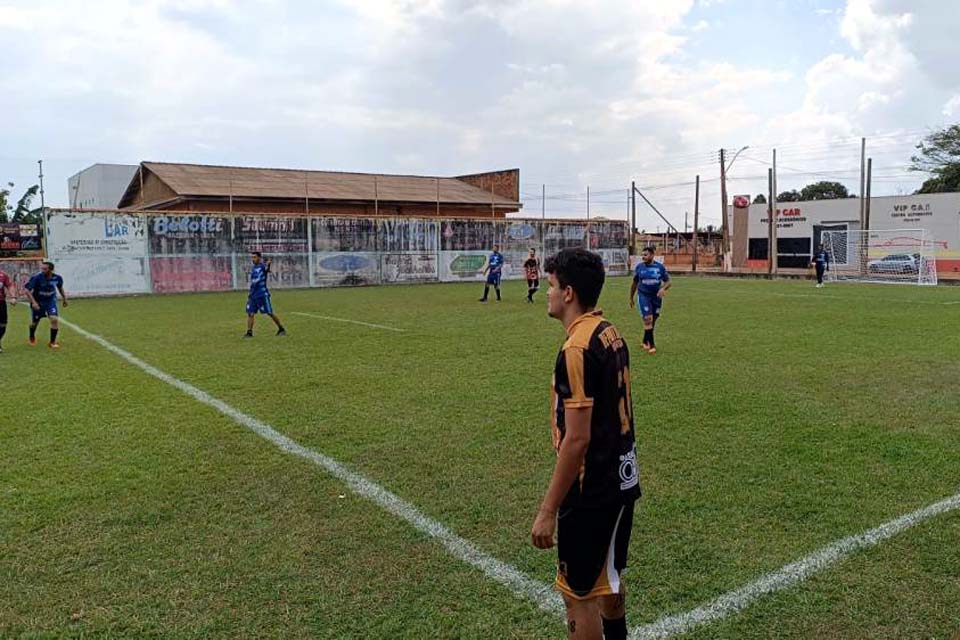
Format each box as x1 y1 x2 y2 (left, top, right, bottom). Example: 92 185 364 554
820 228 938 286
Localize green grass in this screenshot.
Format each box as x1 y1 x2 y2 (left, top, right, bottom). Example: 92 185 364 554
2 276 959 639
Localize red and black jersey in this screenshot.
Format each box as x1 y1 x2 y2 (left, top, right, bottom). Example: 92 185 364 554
551 310 640 508
523 258 540 280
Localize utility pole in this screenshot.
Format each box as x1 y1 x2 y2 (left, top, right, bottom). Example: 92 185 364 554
684 211 689 233
767 168 774 275
771 148 778 275
630 180 637 254
860 138 867 229
692 175 700 273
38 160 45 210
719 148 729 271
541 183 545 220
865 158 873 230
586 186 590 220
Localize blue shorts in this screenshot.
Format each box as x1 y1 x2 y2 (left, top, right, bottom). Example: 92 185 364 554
246 294 274 315
32 303 58 323
486 272 502 286
636 294 662 319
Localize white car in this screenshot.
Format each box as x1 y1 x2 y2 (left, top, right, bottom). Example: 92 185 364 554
867 253 919 274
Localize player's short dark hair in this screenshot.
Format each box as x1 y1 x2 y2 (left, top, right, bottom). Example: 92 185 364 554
42 261 55 269
251 251 262 258
544 248 605 308
642 246 656 254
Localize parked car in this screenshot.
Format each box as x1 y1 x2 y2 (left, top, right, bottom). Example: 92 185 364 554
867 253 919 274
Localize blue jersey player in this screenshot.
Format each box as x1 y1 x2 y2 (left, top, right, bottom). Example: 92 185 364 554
24 261 68 349
478 244 504 302
811 244 830 288
244 252 286 338
629 247 671 355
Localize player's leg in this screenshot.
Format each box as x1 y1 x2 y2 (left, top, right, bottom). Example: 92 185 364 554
0 301 7 351
816 264 825 287
494 275 501 301
28 307 42 345
244 296 256 337
526 278 533 302
479 281 490 302
563 595 602 639
597 502 635 640
268 313 286 336
48 312 60 348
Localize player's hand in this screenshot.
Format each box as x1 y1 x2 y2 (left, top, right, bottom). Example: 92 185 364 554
628 297 635 308
657 289 665 299
8 298 15 306
31 302 40 311
531 508 557 549
62 300 69 307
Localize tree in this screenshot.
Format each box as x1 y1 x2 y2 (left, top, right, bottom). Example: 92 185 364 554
799 181 849 200
752 194 767 204
776 190 801 202
0 182 42 223
911 124 960 193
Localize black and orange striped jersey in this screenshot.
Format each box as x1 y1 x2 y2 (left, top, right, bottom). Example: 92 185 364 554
551 310 641 508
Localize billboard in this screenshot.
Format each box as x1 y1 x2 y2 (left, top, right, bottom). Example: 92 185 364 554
0 224 43 257
46 211 147 257
236 216 308 253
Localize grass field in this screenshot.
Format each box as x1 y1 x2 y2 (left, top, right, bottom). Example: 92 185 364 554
3 275 960 639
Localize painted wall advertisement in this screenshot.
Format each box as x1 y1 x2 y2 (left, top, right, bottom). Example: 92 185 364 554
56 256 151 296
0 224 42 257
312 252 380 286
46 211 147 256
236 216 308 253
381 253 438 282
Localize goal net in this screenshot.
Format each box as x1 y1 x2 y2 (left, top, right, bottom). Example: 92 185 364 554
820 229 938 286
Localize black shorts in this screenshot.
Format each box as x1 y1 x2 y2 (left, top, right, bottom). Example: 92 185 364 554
0 301 6 325
556 501 635 600
527 278 539 289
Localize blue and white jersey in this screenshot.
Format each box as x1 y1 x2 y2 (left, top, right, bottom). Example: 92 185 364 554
813 250 830 267
25 272 63 305
249 263 270 297
488 251 504 275
633 261 669 298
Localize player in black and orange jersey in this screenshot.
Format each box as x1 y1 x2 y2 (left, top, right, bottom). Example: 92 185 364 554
531 248 640 640
524 247 541 303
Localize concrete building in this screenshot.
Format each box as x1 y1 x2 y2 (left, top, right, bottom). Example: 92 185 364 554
67 164 138 209
729 192 960 273
116 162 521 218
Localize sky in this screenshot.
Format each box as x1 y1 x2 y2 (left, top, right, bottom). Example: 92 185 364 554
1 0 958 232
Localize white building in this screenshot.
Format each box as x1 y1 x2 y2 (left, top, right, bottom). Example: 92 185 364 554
730 192 960 273
67 164 138 209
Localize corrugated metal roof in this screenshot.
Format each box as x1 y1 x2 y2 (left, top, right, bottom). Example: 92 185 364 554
139 162 519 206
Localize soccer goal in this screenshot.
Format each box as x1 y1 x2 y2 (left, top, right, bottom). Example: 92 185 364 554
820 228 939 286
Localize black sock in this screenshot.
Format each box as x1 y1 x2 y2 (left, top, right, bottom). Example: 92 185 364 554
50 328 59 344
495 287 501 300
602 616 627 640
29 325 37 340
0 324 6 343
482 286 489 300
648 330 655 348
643 329 652 345
245 329 253 336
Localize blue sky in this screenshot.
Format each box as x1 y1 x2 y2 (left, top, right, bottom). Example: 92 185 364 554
0 0 956 231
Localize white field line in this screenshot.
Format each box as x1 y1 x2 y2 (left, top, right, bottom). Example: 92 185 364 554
60 318 563 617
60 317 960 636
292 311 406 332
630 490 960 640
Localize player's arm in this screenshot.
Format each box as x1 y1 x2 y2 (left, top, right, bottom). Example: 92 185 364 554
24 283 39 310
629 274 638 307
264 259 272 274
531 406 592 549
58 284 68 307
658 269 672 298
5 278 16 305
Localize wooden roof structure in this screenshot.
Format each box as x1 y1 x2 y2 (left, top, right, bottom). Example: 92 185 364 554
118 162 521 210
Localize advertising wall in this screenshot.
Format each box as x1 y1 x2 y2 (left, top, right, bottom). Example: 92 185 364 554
0 223 43 258
45 211 151 295
41 210 630 297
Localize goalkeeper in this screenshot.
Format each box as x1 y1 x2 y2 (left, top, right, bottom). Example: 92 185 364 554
811 244 830 288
